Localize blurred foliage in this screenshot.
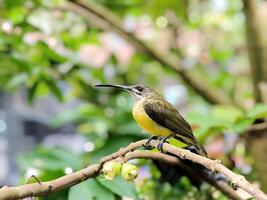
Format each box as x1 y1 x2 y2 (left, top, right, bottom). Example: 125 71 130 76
1 0 266 199
187 104 267 142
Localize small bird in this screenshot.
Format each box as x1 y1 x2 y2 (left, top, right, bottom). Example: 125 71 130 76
95 84 207 157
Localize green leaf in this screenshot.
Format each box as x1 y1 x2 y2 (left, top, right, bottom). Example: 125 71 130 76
51 104 107 127
2 0 25 8
89 136 139 163
194 126 224 143
187 112 229 129
97 176 138 199
17 147 82 171
27 81 40 103
9 7 27 23
211 105 244 123
51 109 82 127
50 147 83 170
36 42 68 63
116 121 142 136
186 113 211 127
7 73 28 89
45 79 63 101
246 104 267 119
231 118 254 133
36 81 50 97
68 179 115 200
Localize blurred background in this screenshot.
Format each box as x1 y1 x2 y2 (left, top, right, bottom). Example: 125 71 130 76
1 0 267 199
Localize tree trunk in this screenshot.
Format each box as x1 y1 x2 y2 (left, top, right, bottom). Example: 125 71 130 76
242 0 265 102
246 125 267 192
242 0 267 192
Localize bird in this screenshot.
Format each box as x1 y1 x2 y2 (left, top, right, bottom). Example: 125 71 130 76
95 84 207 157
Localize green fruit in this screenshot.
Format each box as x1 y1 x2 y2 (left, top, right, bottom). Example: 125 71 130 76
121 163 138 181
103 161 121 180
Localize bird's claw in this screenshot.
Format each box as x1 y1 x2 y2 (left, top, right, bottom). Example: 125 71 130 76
144 136 159 149
157 137 169 152
202 169 227 182
144 136 170 151
26 175 42 185
186 145 199 154
214 173 226 182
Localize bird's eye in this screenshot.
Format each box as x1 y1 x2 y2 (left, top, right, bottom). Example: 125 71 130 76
136 86 143 92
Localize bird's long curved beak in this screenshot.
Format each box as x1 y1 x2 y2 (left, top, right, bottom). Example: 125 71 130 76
94 84 131 91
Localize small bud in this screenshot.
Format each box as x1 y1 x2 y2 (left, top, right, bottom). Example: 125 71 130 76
103 161 121 180
121 163 138 181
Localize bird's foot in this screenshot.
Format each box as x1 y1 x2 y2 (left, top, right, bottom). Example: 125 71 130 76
25 175 42 200
144 136 159 149
157 137 169 152
202 169 227 182
214 173 226 182
186 145 198 155
26 175 42 185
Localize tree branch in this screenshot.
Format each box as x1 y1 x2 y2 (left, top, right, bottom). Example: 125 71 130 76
123 150 242 200
151 140 267 200
1 139 266 200
0 164 100 200
65 0 233 105
247 122 267 133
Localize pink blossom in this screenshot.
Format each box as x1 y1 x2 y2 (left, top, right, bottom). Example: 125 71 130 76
78 44 111 68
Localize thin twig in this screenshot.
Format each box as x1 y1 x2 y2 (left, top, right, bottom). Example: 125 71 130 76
0 139 266 200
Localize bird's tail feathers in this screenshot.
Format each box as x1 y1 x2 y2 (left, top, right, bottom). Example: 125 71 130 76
174 135 207 157
185 144 208 157
194 143 208 157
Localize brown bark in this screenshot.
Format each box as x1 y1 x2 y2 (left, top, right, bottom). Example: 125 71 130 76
242 0 265 102
242 0 267 193
246 126 267 193
258 2 267 82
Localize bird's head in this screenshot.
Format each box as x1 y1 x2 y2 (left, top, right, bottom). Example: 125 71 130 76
95 84 154 100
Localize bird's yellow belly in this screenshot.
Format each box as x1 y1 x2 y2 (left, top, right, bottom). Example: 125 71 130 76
132 101 173 137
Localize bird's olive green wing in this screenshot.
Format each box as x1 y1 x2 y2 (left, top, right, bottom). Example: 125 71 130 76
143 98 195 140
144 98 208 157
